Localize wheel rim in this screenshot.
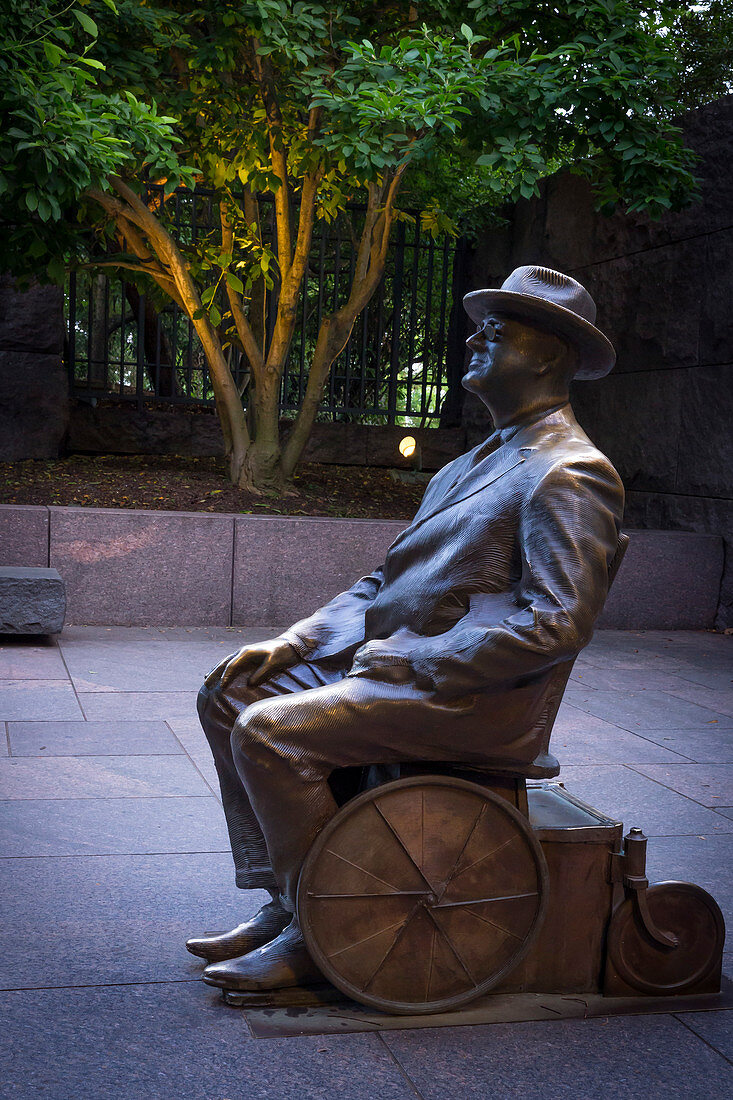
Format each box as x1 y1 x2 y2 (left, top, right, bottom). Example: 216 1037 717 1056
608 881 725 994
298 776 548 1014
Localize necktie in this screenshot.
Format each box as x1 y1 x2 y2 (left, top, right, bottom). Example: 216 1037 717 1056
466 427 505 471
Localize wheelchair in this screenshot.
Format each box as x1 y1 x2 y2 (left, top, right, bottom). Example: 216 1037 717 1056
293 534 725 1015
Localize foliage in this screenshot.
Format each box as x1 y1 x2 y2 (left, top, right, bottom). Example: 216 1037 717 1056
1 1 728 489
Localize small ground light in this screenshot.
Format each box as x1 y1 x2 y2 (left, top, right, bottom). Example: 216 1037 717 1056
393 435 424 483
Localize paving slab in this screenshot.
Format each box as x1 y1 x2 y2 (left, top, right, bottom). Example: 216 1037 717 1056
0 755 210 799
553 705 691 765
675 666 733 690
633 726 733 764
0 983 417 1100
644 834 733 930
78 691 198 722
630 763 733 807
663 682 733 719
57 625 270 692
559 765 733 835
570 667 700 691
0 679 82 721
0 795 229 857
8 720 183 756
564 686 733 731
383 1015 732 1100
0 853 266 990
0 639 67 679
676 1010 733 1062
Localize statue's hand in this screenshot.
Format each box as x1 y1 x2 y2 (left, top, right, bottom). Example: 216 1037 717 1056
205 639 299 691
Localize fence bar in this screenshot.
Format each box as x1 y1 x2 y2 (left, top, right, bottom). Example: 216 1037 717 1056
65 188 463 426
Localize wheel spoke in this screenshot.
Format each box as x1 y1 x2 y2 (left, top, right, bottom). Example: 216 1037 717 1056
363 903 422 991
308 891 426 899
424 905 479 988
327 916 413 960
437 802 488 898
325 848 404 893
448 832 519 883
372 800 435 892
434 891 538 909
449 905 525 943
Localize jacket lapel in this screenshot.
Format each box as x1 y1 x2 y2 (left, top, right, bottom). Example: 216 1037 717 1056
418 447 526 523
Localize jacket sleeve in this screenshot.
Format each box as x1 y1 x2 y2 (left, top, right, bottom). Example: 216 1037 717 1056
351 458 624 695
278 566 385 661
277 461 460 662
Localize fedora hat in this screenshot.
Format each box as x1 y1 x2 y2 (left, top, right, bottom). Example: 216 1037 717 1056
463 265 615 380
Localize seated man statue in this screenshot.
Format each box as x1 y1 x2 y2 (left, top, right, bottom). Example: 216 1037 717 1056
189 265 625 993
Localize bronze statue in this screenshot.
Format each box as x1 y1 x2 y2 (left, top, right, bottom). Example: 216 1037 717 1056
189 265 625 994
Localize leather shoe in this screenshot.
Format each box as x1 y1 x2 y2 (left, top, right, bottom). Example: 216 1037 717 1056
202 919 323 991
186 901 289 962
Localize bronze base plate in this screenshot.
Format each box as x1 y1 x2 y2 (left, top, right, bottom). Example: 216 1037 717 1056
221 978 733 1037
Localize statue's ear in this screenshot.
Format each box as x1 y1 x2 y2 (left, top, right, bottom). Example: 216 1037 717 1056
537 333 575 379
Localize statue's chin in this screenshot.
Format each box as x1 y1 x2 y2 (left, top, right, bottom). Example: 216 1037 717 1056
461 373 487 397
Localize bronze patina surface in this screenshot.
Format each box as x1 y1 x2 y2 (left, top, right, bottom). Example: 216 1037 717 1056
190 265 725 1010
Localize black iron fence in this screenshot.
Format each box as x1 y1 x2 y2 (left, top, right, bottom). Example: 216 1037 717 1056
65 188 467 428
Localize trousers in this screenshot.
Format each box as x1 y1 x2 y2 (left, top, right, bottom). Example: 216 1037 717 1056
197 655 520 911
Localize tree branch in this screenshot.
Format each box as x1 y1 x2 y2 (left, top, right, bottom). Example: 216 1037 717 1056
220 201 265 380
251 43 292 274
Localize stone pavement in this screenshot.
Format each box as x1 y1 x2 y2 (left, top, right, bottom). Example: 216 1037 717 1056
0 626 731 1099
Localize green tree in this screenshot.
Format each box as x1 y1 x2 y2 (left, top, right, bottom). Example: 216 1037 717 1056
0 1 722 491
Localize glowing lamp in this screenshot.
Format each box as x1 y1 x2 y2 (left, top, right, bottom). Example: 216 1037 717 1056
399 436 417 459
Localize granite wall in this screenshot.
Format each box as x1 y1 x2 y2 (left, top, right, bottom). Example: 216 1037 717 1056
0 504 723 629
464 95 733 628
0 278 68 461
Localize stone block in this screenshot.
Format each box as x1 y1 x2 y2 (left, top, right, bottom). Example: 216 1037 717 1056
571 368 685 495
0 276 64 353
699 230 733 368
598 530 723 629
49 507 234 626
297 422 369 466
233 515 407 626
67 404 225 457
578 239 706 375
675 364 733 497
0 505 49 567
624 494 733 630
0 350 69 461
365 426 465 471
0 566 65 633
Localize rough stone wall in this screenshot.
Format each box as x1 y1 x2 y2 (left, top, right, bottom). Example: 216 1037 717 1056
464 95 733 628
0 278 68 461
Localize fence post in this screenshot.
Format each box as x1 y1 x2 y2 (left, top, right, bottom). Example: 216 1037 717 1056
387 220 406 425
136 292 146 411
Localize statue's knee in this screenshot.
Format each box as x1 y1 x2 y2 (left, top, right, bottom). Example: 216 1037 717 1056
231 699 276 765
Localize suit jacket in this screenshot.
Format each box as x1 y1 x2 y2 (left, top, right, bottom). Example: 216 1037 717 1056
280 404 624 768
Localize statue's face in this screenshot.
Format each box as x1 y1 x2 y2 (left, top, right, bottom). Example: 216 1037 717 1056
462 312 557 398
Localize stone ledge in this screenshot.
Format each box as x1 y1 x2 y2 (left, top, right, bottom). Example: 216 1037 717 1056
0 505 724 630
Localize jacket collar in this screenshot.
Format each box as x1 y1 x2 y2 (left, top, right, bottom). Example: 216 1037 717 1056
403 403 579 532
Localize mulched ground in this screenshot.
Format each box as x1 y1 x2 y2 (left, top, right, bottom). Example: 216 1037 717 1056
0 454 426 519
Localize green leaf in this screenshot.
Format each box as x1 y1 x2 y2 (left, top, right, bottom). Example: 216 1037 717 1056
225 272 244 294
43 42 63 67
73 9 98 36
209 304 221 327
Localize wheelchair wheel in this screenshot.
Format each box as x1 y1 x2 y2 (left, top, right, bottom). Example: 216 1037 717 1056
606 881 725 995
297 775 549 1014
